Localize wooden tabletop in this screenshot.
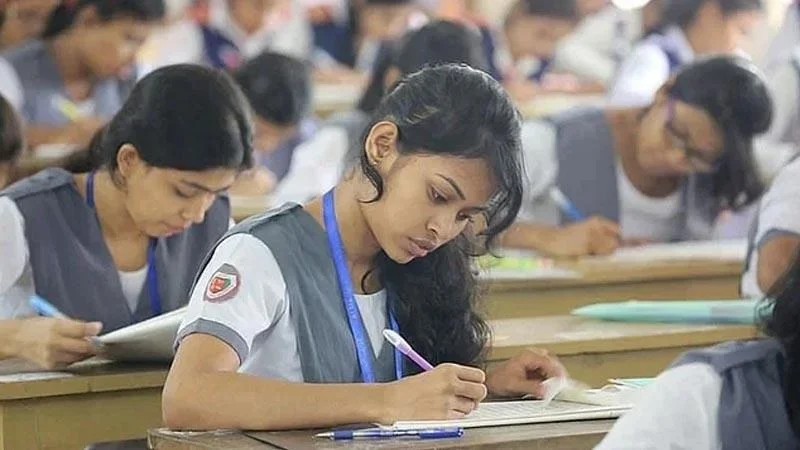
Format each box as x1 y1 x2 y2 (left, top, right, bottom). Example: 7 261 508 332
148 420 614 450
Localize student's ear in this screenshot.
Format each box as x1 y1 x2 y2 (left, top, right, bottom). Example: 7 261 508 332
74 4 100 27
116 143 144 182
364 121 399 172
383 66 402 92
653 77 676 105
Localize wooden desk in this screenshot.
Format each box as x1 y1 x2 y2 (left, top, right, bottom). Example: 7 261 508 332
488 316 757 386
148 420 614 450
485 259 743 319
0 360 168 450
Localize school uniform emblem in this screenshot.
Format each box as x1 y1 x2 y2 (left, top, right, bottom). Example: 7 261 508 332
205 264 241 303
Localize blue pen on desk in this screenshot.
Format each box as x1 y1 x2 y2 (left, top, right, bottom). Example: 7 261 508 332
29 295 104 346
549 187 585 222
315 427 464 440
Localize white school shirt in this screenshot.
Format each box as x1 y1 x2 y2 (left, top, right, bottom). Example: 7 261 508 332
741 157 800 298
607 25 695 107
753 55 800 176
0 196 236 318
765 4 800 71
176 233 387 381
553 5 643 85
595 363 722 450
518 119 683 242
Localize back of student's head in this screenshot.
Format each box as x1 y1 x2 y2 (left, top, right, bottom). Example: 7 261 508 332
77 65 253 177
233 51 311 127
357 20 488 113
43 0 165 38
0 94 24 166
362 64 523 371
505 0 579 25
657 0 762 29
667 55 771 210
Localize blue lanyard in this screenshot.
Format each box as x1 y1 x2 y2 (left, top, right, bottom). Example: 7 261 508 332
86 173 162 317
322 190 402 382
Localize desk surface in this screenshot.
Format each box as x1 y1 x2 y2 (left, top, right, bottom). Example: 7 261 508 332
148 420 614 450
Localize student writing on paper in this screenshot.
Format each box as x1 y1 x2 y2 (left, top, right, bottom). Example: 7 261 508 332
228 51 314 197
272 20 488 204
596 253 800 450
0 94 24 190
0 65 254 370
0 0 165 150
741 157 800 299
607 0 762 107
163 65 566 431
503 56 772 256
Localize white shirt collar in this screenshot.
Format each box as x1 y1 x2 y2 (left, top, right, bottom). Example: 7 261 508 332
664 25 695 63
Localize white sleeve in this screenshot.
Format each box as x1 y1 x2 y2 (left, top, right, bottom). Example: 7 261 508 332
761 63 799 146
176 233 288 364
271 126 348 204
553 8 619 84
517 120 558 223
595 363 722 450
0 197 34 318
754 158 800 245
606 43 670 107
0 57 24 114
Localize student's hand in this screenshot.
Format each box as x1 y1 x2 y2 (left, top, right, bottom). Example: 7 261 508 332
544 217 621 257
229 168 277 197
381 363 487 423
485 348 567 398
13 318 102 370
504 80 540 104
53 117 105 146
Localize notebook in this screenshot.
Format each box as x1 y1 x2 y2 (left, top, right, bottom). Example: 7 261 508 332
572 299 766 324
96 307 187 362
590 239 747 264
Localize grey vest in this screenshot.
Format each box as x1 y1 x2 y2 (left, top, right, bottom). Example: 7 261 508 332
1 168 230 332
2 40 132 125
673 339 799 450
201 203 397 383
549 107 717 240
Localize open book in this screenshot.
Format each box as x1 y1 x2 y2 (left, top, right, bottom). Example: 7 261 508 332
96 307 187 362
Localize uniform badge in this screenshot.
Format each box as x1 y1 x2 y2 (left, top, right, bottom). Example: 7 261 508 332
204 263 241 303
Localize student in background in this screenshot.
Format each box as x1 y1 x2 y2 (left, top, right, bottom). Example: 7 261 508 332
0 94 24 189
504 56 771 256
741 156 800 299
162 64 566 431
765 0 800 71
272 19 487 204
608 0 763 107
0 65 253 370
0 0 165 149
229 51 313 196
482 0 580 101
597 252 800 450
553 0 663 87
0 0 59 50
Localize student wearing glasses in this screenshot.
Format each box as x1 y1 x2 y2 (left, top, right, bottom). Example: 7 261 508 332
502 56 772 257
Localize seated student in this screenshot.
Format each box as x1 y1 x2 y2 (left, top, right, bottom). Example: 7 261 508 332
608 0 762 107
272 19 487 204
552 0 663 87
228 51 313 197
0 94 24 189
597 252 800 450
741 156 800 299
765 0 800 71
0 0 165 149
0 0 59 50
162 64 566 431
0 65 254 370
481 0 580 101
504 56 772 257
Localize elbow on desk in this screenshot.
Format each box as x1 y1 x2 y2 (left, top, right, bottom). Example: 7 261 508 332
161 377 216 431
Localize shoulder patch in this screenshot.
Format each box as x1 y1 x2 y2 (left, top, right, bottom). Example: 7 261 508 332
204 263 241 303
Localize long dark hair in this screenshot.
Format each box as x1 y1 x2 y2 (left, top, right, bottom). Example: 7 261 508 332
43 0 165 38
360 64 524 372
667 55 772 211
760 247 800 439
64 65 253 176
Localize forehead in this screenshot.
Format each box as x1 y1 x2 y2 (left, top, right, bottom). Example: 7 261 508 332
154 167 239 189
673 101 724 151
726 10 762 28
403 154 496 202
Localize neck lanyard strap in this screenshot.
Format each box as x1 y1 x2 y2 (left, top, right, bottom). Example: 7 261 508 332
86 172 162 317
322 190 401 382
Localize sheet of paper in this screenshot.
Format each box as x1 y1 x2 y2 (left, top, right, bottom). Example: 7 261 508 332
590 239 747 264
0 372 74 383
96 307 187 362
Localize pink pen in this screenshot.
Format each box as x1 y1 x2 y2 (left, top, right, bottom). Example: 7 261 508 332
383 329 435 371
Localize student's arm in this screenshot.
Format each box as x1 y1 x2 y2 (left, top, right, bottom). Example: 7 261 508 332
25 118 105 149
163 234 487 431
0 197 101 368
501 219 620 256
596 363 721 450
756 236 800 294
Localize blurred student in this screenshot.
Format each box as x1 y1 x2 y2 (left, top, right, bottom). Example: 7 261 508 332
0 94 23 189
0 0 59 50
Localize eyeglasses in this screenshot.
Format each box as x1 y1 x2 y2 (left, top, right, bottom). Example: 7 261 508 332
665 100 723 174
